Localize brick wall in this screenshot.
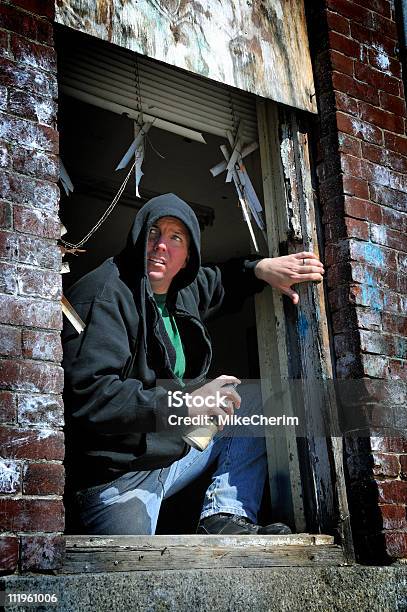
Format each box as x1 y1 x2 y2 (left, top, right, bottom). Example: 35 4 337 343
0 0 64 572
307 0 407 562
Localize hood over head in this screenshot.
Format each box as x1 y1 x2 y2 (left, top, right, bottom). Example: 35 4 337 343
118 193 201 295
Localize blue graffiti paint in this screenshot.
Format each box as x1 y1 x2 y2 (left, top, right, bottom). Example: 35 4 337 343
358 242 385 267
297 312 309 338
360 284 382 312
395 337 407 360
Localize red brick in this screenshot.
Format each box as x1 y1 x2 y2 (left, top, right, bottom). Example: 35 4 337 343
368 48 402 79
351 262 398 293
9 0 55 19
362 142 407 174
12 147 59 181
382 208 407 234
11 34 56 72
338 133 362 157
0 458 21 493
20 535 65 572
355 62 400 96
388 359 407 380
18 393 64 427
8 89 57 128
0 536 19 572
0 57 57 98
362 161 407 194
379 92 406 116
0 172 60 213
360 353 389 377
350 23 397 57
0 29 10 60
350 0 391 18
358 101 404 133
23 462 64 495
372 437 407 453
0 113 58 152
382 313 407 337
22 329 63 362
0 200 12 229
0 4 53 45
379 504 406 530
0 324 21 357
355 306 382 331
360 329 404 356
326 0 373 28
326 10 350 35
328 30 361 57
333 72 380 106
370 183 407 213
372 12 398 39
17 266 61 299
0 294 62 329
345 217 369 240
384 132 407 156
0 261 17 293
332 306 357 334
377 480 407 504
0 498 64 532
341 153 362 176
17 234 61 270
343 176 369 199
0 140 11 169
383 532 407 559
400 455 407 479
0 359 64 393
336 111 383 146
0 84 6 110
344 196 382 224
13 206 61 239
330 50 354 76
371 224 407 252
0 427 64 460
0 390 17 423
0 229 18 260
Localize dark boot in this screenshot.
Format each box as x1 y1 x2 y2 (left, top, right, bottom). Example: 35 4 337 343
197 513 292 535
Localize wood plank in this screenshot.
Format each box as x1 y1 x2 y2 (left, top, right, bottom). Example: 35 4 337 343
66 534 335 548
255 99 305 532
61 535 345 574
55 0 316 113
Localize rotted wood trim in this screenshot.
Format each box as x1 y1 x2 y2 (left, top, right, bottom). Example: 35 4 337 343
255 100 305 533
61 534 346 573
277 107 354 562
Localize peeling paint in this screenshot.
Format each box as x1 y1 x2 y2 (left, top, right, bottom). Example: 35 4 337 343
297 312 309 339
371 42 391 75
0 459 20 493
55 0 316 113
350 118 376 141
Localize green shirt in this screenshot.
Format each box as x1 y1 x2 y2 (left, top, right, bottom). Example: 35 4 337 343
153 293 186 381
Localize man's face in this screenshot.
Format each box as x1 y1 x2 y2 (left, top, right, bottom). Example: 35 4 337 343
146 216 190 294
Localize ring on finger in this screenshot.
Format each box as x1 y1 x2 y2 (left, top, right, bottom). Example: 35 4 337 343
302 258 306 266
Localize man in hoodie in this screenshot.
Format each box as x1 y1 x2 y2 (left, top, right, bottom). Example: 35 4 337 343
63 193 324 535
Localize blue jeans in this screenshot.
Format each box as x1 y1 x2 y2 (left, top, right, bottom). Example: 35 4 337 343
74 385 267 535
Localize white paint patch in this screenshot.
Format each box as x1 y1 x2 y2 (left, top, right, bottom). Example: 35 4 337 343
351 118 375 141
371 42 391 75
0 459 20 493
371 224 387 245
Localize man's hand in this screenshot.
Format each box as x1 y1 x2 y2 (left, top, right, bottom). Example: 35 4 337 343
254 252 325 305
189 375 241 430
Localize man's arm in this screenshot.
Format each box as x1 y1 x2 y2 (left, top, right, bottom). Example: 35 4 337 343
195 251 324 320
254 251 325 305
